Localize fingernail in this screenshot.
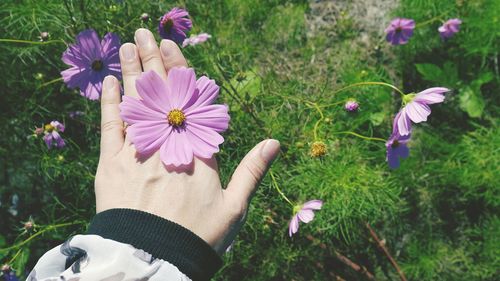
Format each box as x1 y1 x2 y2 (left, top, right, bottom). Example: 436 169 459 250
121 44 136 61
103 76 115 90
135 29 151 47
261 139 280 162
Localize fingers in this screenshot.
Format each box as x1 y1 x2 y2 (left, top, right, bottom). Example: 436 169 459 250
135 28 168 80
225 139 281 210
160 39 188 71
119 43 141 98
100 76 124 157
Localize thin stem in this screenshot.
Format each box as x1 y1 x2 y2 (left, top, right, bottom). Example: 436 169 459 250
335 251 377 280
332 131 386 142
0 221 85 252
366 223 407 281
269 171 294 207
415 15 443 28
310 103 324 141
39 77 63 88
8 248 23 264
0 39 65 45
332 81 405 97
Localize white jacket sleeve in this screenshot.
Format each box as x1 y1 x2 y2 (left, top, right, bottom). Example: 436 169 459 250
28 234 191 281
28 208 223 281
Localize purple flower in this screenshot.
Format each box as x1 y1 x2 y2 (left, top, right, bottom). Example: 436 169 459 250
344 100 359 112
386 115 411 169
61 29 121 100
1 265 19 281
394 87 449 136
289 200 323 237
42 121 65 149
438 18 462 39
158 7 192 44
385 18 415 45
120 68 230 167
182 33 212 47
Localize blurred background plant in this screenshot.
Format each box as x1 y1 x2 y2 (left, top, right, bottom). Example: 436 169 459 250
0 0 498 280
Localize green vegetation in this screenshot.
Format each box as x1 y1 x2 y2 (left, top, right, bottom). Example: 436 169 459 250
0 0 498 280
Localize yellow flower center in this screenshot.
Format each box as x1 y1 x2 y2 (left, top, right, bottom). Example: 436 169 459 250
44 124 55 132
310 141 327 158
167 109 186 127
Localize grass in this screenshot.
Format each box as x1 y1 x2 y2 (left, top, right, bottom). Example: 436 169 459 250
0 0 499 280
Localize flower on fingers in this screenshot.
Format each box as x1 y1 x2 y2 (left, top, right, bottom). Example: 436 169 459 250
438 18 462 39
42 121 65 149
182 33 212 47
289 200 323 237
158 7 192 44
385 18 415 45
394 87 449 136
120 68 230 167
61 29 121 100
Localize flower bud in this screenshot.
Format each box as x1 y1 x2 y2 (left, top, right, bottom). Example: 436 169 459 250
310 141 327 157
141 13 149 21
345 100 359 112
39 31 49 41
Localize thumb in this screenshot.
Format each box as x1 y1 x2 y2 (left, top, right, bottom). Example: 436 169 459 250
225 139 280 207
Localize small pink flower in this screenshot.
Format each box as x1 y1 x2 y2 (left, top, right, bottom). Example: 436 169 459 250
43 121 65 149
289 200 323 237
158 7 192 44
182 33 212 47
438 18 462 39
394 87 449 136
385 18 415 45
120 68 230 167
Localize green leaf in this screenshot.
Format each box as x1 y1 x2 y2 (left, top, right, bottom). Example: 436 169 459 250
415 63 443 83
459 86 486 118
13 248 30 274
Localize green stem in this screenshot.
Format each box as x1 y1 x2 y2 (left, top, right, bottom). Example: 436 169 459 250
0 39 65 45
39 77 63 88
415 15 443 28
310 103 324 141
269 171 295 207
332 81 405 97
332 131 386 142
0 221 85 252
8 248 23 264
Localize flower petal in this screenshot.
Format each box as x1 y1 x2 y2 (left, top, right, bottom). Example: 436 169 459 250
185 122 224 147
396 108 412 136
414 87 449 104
120 96 166 124
128 122 172 156
190 76 220 108
297 209 315 223
387 147 401 169
160 130 193 166
406 102 431 123
185 128 220 159
288 215 299 237
302 200 323 210
185 104 230 132
135 71 172 114
166 67 197 109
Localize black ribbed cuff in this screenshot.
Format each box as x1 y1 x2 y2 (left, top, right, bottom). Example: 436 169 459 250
87 208 222 281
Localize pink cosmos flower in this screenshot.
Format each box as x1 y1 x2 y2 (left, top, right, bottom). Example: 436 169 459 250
158 7 192 44
385 18 415 45
289 200 323 237
387 112 411 169
182 33 212 47
394 87 449 136
42 121 65 149
438 18 462 39
120 68 230 167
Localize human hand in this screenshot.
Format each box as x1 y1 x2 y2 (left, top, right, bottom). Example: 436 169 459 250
94 28 280 254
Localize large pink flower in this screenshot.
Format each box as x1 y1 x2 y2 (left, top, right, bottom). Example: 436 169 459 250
120 68 230 166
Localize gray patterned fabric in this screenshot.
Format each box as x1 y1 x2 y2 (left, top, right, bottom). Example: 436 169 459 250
29 235 191 281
